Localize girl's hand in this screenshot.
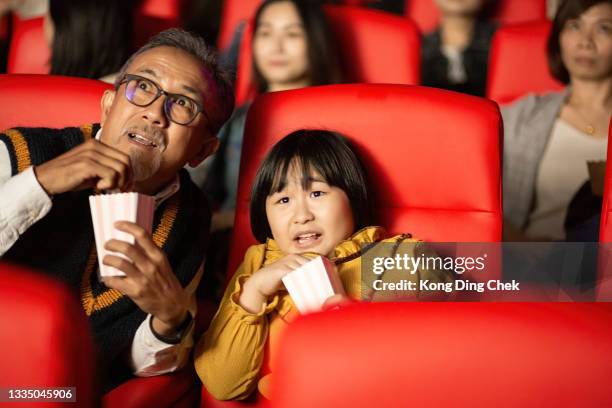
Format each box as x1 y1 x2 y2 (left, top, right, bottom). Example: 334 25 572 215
322 294 353 311
239 254 311 313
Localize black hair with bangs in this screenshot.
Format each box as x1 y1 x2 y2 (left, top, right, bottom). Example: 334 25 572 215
250 129 372 243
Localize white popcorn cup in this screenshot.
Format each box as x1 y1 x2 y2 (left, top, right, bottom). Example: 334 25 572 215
281 256 346 314
89 192 154 278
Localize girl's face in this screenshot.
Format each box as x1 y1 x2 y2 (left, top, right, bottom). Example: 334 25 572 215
253 1 310 91
265 164 354 256
560 3 612 82
434 0 485 16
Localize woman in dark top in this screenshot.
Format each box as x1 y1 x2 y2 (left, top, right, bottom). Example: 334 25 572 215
421 0 499 97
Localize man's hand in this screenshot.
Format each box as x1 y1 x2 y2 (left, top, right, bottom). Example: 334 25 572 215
35 139 133 196
101 221 189 336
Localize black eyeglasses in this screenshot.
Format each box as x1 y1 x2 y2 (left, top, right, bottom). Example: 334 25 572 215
117 74 208 125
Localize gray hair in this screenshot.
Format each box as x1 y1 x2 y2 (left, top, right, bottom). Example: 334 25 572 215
115 28 234 135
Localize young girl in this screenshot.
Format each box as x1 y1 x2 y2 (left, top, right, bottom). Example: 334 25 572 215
195 130 451 401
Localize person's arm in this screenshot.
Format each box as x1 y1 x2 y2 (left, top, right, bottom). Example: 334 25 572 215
0 143 52 256
129 263 204 376
1 136 133 256
194 262 274 401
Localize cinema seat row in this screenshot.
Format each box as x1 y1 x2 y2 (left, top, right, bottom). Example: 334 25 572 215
5 3 561 106
0 73 611 406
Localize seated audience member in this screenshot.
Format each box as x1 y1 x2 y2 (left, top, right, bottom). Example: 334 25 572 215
0 28 234 389
44 0 134 83
421 0 499 97
503 0 611 241
190 0 342 231
195 130 452 401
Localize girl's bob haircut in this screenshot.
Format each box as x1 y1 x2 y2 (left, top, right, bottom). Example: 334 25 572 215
250 129 372 243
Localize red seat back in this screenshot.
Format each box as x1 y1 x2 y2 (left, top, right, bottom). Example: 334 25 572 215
0 74 111 130
133 0 181 48
7 16 50 74
597 119 612 300
600 118 612 243
0 262 96 407
487 21 564 105
271 302 612 408
405 0 548 33
217 0 261 51
235 5 420 106
228 84 502 275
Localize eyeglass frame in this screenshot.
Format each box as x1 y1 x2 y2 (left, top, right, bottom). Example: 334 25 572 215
116 73 210 126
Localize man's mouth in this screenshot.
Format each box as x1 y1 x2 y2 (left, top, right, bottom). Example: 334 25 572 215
128 132 157 148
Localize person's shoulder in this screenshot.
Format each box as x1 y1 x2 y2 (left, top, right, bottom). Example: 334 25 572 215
502 90 566 119
420 28 441 56
241 242 267 268
0 124 99 138
380 233 419 244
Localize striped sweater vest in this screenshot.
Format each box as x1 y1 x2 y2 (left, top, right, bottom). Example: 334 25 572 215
1 124 211 376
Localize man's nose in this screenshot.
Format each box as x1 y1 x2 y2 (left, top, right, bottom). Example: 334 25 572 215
142 95 169 127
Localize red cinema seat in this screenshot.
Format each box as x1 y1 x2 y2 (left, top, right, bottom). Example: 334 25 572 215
217 0 261 52
487 21 564 105
405 0 548 34
0 74 199 408
600 118 612 243
271 302 612 408
0 74 111 130
597 118 612 301
134 0 181 48
235 5 420 106
228 84 503 276
7 16 50 74
0 262 96 408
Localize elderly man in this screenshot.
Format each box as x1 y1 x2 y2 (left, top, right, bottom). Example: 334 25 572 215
0 28 233 388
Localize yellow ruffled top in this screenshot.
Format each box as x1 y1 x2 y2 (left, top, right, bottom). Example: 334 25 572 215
194 226 448 401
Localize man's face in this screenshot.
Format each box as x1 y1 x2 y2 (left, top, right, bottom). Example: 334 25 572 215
100 46 219 194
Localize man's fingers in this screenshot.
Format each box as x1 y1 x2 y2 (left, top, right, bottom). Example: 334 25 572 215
69 140 133 190
101 274 136 296
114 221 164 263
104 240 148 275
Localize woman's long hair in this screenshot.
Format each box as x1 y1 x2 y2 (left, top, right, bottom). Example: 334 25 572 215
49 0 134 79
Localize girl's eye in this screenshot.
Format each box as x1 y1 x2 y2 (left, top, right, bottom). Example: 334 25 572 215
277 197 289 204
311 191 325 198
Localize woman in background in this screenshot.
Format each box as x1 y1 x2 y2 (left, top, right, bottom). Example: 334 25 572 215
193 0 342 231
503 0 611 241
421 0 499 96
44 0 133 83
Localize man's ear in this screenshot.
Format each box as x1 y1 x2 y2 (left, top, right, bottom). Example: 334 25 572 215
100 89 116 126
187 137 219 167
